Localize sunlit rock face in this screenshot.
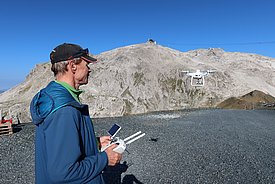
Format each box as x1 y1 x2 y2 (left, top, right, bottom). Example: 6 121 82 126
1 42 275 122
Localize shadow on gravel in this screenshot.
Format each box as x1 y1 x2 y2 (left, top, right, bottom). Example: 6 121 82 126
122 174 143 184
103 161 143 184
12 124 24 133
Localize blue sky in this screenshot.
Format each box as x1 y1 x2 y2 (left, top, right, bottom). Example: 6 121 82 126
0 0 275 90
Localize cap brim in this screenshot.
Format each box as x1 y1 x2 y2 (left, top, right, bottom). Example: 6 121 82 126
81 55 98 63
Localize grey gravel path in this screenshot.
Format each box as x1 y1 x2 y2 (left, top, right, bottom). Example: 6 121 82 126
0 109 274 184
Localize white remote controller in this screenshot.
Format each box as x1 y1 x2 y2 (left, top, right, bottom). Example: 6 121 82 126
101 137 126 154
101 131 145 154
112 138 126 154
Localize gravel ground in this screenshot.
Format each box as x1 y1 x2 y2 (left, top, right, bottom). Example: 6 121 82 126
0 109 275 184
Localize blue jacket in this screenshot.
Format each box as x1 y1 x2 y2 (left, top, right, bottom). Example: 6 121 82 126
30 81 108 184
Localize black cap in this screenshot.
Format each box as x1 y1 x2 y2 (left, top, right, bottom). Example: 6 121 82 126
50 43 97 64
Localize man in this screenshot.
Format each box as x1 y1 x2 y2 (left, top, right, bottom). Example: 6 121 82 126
30 43 122 183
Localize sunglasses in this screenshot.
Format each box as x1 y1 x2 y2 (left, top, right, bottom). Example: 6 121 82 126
72 48 89 58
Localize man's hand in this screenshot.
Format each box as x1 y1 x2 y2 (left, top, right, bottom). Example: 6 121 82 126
99 136 111 148
105 144 122 166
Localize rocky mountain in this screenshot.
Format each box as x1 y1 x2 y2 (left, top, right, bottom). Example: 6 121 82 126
0 42 275 123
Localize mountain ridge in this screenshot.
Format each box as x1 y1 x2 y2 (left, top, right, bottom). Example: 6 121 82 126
0 42 275 123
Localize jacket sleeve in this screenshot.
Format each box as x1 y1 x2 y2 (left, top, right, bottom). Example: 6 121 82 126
44 106 108 183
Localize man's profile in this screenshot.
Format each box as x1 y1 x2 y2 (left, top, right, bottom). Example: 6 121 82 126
30 43 122 183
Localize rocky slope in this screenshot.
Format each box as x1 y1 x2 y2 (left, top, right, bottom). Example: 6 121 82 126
217 90 275 110
0 42 275 123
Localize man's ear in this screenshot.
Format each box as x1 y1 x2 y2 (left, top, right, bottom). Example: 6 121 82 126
68 60 77 73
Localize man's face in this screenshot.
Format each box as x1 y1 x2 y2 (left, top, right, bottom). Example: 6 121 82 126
74 59 91 86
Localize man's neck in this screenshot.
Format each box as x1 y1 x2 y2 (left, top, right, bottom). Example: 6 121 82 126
55 75 79 89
